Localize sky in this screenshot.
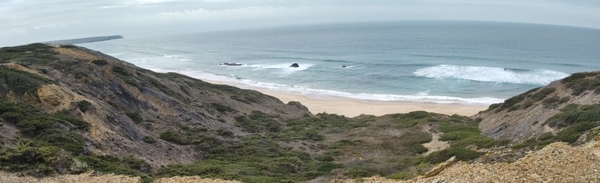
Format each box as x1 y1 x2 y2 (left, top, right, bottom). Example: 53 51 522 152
1 0 599 47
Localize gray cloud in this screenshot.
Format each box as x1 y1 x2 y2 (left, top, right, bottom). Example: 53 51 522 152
1 0 599 46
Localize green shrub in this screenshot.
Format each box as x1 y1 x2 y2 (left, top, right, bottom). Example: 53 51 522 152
530 87 556 101
77 100 93 112
0 141 71 176
112 66 130 76
497 88 537 111
91 60 108 66
159 131 190 145
74 71 87 80
0 67 54 95
142 136 156 144
554 122 600 143
125 112 143 124
141 75 187 102
234 111 281 133
388 111 433 129
512 132 555 150
345 168 375 178
35 130 87 155
0 43 57 62
546 104 600 128
78 155 153 183
562 72 600 96
210 103 237 113
542 96 570 109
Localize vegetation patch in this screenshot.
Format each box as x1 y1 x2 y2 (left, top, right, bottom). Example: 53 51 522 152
76 100 93 112
159 131 190 145
111 66 137 86
542 96 570 109
386 111 433 129
0 66 54 95
210 103 237 113
0 141 71 176
125 112 143 124
439 115 509 149
78 155 153 183
234 110 281 133
512 132 556 150
530 87 556 102
0 43 57 63
140 75 187 102
545 104 600 128
91 59 108 66
561 72 600 96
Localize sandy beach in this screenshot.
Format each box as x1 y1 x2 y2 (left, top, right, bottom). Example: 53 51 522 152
202 79 488 117
260 90 486 117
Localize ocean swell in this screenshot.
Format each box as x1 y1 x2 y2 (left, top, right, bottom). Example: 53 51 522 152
150 68 502 105
413 65 569 85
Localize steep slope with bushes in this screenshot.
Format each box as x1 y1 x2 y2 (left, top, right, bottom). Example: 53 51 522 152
476 71 600 142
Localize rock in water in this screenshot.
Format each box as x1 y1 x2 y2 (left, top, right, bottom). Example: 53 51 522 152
290 63 299 68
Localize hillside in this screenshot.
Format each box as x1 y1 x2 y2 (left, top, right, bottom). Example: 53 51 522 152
0 43 599 183
476 71 600 142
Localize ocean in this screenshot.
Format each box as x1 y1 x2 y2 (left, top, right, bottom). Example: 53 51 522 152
78 21 600 106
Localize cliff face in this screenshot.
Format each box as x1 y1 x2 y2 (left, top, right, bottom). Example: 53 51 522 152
0 44 310 166
476 71 600 142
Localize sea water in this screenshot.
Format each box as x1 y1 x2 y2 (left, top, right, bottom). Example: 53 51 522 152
79 21 600 106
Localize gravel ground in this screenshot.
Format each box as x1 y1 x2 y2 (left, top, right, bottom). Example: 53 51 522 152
332 136 600 183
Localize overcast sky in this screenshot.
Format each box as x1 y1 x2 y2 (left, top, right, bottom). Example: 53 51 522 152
1 0 599 47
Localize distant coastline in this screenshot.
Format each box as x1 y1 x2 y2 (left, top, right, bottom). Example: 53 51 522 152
45 35 123 45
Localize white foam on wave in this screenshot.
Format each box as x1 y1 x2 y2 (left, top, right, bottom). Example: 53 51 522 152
147 68 503 105
162 54 180 58
413 65 569 85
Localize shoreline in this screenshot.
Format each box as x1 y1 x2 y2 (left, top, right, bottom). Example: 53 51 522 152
200 78 488 117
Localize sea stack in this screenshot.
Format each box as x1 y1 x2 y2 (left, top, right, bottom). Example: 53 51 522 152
290 63 300 68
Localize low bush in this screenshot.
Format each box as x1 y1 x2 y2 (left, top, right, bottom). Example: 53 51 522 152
530 87 556 101
554 122 600 143
0 141 72 176
210 103 237 113
78 155 153 183
142 136 156 144
546 104 600 128
77 100 93 112
125 112 143 124
91 60 108 66
159 131 190 145
234 111 281 133
0 66 55 95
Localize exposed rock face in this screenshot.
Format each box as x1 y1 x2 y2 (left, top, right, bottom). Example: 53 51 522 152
475 71 600 142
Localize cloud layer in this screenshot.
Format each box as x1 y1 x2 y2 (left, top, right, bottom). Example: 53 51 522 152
1 0 599 46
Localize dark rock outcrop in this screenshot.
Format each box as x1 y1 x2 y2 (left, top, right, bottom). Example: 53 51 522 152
221 62 242 66
290 63 299 68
